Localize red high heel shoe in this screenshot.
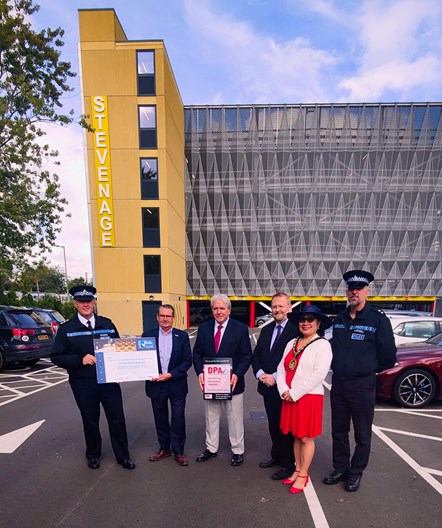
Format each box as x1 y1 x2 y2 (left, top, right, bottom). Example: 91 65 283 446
289 474 309 494
282 471 299 485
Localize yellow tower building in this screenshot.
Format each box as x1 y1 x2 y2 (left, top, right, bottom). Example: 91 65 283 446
78 9 186 334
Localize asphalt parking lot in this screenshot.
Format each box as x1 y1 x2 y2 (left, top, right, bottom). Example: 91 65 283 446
0 328 441 528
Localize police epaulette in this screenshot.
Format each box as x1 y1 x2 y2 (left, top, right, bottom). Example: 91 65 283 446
373 307 386 315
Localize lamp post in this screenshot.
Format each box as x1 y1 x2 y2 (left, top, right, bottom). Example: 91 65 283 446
54 244 69 296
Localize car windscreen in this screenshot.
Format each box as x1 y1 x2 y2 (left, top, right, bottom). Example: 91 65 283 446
34 311 52 324
7 310 48 328
426 332 442 345
51 311 65 323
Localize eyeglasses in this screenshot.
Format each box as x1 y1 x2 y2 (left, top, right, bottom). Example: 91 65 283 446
346 286 366 291
299 316 317 323
158 314 174 319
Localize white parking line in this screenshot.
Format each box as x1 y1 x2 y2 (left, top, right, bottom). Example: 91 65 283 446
377 427 442 442
304 480 330 528
0 365 68 407
375 408 442 420
372 425 442 495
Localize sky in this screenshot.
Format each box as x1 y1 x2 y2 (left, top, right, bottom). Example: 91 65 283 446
31 0 442 280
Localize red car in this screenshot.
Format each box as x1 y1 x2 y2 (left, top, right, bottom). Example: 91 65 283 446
376 333 442 408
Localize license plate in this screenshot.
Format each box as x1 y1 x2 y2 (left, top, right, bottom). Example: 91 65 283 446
38 334 49 340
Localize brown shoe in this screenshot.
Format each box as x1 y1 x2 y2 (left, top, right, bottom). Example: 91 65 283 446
174 453 189 466
149 449 171 461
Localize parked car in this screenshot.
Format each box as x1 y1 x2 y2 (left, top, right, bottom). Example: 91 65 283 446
32 308 66 335
376 333 442 408
389 317 442 346
255 313 273 327
189 307 212 325
0 305 54 371
384 310 433 317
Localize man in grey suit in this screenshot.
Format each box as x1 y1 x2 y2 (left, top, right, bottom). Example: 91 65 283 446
252 292 298 479
193 294 252 466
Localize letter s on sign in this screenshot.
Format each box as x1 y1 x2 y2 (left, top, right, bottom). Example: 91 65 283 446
93 96 105 113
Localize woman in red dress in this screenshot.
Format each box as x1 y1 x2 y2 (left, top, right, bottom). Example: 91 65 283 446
277 305 332 494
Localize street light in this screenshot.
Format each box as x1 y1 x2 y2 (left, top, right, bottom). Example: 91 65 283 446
54 244 69 296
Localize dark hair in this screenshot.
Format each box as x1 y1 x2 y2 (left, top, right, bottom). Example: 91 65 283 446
157 304 175 316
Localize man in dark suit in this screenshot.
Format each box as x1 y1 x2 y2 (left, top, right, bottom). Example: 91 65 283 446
193 294 252 466
143 304 192 466
252 292 298 480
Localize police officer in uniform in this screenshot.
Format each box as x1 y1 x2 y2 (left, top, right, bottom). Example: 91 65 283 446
323 270 396 492
51 285 135 470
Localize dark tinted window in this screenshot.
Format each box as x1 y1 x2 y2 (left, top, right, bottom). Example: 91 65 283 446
8 310 47 327
140 158 159 199
144 255 161 293
142 207 160 247
137 50 155 96
139 106 157 149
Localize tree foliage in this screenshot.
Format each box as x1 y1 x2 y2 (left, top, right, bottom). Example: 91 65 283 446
16 259 66 293
0 0 87 270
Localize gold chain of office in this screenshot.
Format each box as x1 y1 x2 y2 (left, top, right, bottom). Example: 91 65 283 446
289 335 321 370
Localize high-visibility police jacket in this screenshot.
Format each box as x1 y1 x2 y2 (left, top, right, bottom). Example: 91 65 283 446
331 303 397 378
51 315 118 380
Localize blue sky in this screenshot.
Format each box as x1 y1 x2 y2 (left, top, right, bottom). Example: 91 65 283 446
31 0 442 279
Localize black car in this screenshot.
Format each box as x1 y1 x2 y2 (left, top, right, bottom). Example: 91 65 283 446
0 305 54 370
33 308 66 335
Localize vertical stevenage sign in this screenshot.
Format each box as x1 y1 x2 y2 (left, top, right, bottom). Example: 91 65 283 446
92 96 115 247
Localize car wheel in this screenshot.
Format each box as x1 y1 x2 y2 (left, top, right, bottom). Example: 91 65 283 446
392 368 437 408
256 319 265 327
18 359 40 367
0 348 5 371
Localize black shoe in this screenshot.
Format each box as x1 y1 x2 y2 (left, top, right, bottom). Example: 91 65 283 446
231 454 244 466
259 457 278 469
323 469 348 485
345 475 361 492
271 467 292 480
196 449 218 462
87 458 100 469
118 458 136 470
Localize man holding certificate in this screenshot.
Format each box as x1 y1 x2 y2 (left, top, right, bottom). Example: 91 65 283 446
143 305 192 466
51 285 135 471
193 294 252 467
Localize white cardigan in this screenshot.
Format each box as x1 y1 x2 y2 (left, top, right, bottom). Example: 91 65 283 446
277 336 332 403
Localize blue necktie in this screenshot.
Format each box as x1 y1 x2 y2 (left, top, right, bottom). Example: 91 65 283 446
270 325 282 353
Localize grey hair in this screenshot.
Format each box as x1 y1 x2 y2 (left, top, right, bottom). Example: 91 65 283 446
210 294 231 310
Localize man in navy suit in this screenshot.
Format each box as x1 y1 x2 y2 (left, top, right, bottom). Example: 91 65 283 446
142 304 192 466
252 292 298 480
193 294 252 466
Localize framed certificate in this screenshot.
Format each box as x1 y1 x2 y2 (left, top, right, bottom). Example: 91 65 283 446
203 357 232 400
95 337 159 383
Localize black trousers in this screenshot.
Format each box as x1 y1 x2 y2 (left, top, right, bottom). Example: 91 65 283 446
330 373 376 477
263 387 295 470
150 384 187 455
69 378 130 462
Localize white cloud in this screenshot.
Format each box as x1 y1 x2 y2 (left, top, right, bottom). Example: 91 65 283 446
338 0 442 100
182 0 338 103
41 123 92 281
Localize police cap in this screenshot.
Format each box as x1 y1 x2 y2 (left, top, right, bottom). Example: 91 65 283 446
343 269 374 289
69 284 97 302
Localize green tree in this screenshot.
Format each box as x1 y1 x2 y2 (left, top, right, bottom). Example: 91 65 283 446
0 0 88 271
17 259 66 293
68 276 93 289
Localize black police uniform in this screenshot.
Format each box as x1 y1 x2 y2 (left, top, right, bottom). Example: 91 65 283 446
330 302 396 477
51 315 131 463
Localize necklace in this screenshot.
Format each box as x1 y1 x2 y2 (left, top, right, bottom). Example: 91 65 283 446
289 334 319 370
